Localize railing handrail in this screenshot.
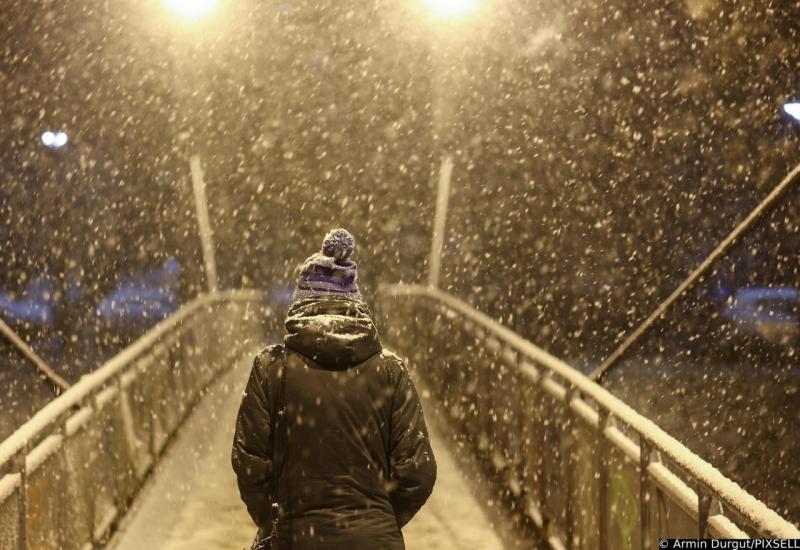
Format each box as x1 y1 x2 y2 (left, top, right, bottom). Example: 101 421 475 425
0 288 263 470
379 283 800 539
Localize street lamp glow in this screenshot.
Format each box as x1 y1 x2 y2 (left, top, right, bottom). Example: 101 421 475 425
785 102 800 123
163 0 219 21
54 132 68 147
41 132 56 147
422 0 478 20
41 131 68 148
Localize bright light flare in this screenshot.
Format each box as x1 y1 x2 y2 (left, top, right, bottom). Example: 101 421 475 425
784 102 800 123
163 0 219 21
422 0 479 20
41 131 68 148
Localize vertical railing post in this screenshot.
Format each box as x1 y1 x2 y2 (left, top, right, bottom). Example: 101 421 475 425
698 490 712 538
597 410 610 550
57 409 69 436
146 355 158 462
564 386 578 550
536 376 547 523
12 445 28 550
639 438 652 550
87 390 102 546
113 371 128 513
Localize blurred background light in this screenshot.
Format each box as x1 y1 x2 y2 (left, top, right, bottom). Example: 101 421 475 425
163 0 219 21
784 102 800 123
421 0 478 20
41 131 68 149
54 132 68 147
41 132 56 147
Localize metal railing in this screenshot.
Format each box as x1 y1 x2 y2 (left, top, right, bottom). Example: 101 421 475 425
0 290 270 550
377 284 800 548
592 162 800 382
0 318 69 393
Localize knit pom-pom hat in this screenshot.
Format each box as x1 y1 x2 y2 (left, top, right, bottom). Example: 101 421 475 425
321 228 355 262
292 228 362 302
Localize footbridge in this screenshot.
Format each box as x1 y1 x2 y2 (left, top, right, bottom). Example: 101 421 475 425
1 287 798 550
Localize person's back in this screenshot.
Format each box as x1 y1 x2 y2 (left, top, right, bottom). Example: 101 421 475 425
232 229 436 549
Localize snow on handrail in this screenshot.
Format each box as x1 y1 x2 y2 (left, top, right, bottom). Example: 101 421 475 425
0 289 264 470
379 283 800 539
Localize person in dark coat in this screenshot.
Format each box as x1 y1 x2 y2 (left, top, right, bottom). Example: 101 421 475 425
232 228 436 549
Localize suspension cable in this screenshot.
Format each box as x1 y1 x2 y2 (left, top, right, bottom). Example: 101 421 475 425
0 317 70 393
591 162 800 382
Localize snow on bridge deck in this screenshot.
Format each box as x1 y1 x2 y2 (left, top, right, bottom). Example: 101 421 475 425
108 350 507 550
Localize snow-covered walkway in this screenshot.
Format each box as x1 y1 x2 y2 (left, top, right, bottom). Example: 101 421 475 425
108 349 506 550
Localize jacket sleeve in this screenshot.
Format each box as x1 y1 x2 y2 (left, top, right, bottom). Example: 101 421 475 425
388 361 437 527
231 351 273 526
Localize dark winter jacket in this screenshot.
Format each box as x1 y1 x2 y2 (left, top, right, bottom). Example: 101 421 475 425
232 296 436 549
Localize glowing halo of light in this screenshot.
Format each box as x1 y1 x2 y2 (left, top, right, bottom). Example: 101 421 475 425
41 131 56 147
784 102 800 123
163 0 219 21
41 131 68 149
421 0 479 20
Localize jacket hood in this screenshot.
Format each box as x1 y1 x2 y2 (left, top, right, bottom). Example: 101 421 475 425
284 296 382 369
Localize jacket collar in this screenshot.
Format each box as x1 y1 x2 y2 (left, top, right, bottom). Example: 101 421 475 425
284 296 382 369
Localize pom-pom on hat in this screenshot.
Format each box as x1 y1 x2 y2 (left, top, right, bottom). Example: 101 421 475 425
293 228 362 302
322 228 355 263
